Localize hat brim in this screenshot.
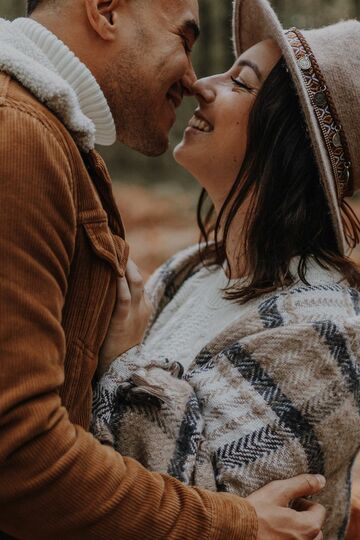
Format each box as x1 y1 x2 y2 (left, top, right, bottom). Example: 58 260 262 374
232 0 346 253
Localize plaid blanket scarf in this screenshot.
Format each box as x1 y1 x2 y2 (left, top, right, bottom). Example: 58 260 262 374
92 245 360 539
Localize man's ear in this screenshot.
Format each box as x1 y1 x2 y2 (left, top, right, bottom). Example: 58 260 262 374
84 0 120 41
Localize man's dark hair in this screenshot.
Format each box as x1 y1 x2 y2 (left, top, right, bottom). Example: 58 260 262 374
28 0 60 15
197 58 360 303
27 1 42 15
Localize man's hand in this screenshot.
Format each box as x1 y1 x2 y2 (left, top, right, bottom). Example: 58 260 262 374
99 259 153 374
247 474 327 539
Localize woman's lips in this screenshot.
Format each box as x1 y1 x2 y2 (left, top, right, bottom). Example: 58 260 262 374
187 111 214 133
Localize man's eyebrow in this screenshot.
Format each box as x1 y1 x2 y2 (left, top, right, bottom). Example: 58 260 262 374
181 19 200 42
236 59 262 82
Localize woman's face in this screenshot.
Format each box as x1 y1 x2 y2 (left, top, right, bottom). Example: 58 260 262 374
174 39 282 210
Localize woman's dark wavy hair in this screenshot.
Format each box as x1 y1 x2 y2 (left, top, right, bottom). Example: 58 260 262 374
197 58 360 303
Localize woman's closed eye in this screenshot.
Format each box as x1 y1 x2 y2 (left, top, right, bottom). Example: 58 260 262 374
231 76 255 94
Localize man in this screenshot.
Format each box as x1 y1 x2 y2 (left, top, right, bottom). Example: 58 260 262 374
0 0 326 538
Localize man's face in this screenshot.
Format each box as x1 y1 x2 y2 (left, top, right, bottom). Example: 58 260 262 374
102 0 199 156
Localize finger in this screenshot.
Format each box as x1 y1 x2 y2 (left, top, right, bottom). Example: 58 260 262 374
115 276 131 313
125 259 144 303
292 499 326 522
305 501 326 526
314 532 323 540
277 506 324 540
278 474 326 504
300 503 326 538
291 497 313 511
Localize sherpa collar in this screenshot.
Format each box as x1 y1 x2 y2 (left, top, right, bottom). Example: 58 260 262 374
0 17 116 151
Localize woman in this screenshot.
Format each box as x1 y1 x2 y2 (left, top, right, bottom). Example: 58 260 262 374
92 0 360 538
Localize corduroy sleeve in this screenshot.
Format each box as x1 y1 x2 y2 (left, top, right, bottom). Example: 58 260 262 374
0 104 257 540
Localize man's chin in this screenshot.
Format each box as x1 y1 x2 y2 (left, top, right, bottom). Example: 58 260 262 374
117 129 169 157
142 139 169 158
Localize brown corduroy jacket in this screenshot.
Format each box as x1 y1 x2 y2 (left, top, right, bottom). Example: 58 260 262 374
0 72 258 540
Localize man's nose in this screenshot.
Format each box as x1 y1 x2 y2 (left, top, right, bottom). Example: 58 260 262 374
181 62 197 96
192 76 216 104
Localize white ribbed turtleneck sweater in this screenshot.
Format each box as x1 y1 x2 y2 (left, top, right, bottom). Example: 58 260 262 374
11 18 116 145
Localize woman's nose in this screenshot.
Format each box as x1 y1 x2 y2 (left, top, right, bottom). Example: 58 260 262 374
192 77 216 104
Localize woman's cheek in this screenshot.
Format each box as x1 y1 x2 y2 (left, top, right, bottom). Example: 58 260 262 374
226 124 248 170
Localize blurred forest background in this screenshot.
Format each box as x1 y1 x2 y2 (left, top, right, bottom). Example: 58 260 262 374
1 2 360 537
3 0 360 269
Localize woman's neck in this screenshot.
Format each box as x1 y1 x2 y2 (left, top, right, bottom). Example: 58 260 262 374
225 226 247 279
211 187 253 280
215 205 247 280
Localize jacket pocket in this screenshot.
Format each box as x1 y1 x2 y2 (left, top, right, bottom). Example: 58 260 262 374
83 220 129 277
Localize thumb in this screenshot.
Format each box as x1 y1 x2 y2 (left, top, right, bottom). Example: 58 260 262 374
278 474 326 505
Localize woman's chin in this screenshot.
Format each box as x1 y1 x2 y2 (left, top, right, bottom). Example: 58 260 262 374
173 139 193 170
173 135 215 189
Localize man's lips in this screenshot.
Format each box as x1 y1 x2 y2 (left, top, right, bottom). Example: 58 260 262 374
166 90 182 109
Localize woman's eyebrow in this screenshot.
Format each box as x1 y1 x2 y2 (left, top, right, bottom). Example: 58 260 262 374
236 59 262 82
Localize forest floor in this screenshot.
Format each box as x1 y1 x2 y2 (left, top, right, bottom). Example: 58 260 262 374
112 182 360 538
113 182 199 279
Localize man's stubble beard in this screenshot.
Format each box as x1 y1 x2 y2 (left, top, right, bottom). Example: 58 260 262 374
102 57 169 157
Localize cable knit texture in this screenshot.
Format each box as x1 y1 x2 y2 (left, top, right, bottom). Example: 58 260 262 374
137 266 241 372
93 245 360 540
0 24 257 539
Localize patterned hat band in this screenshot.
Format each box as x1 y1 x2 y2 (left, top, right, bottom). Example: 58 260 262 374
285 28 353 201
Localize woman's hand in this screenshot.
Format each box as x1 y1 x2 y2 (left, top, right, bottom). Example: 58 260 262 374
246 474 326 539
99 259 153 375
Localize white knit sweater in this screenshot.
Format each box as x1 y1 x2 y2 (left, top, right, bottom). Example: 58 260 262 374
143 258 345 373
144 266 241 371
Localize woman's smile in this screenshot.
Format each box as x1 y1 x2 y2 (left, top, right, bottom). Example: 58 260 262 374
186 110 214 133
174 39 281 205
